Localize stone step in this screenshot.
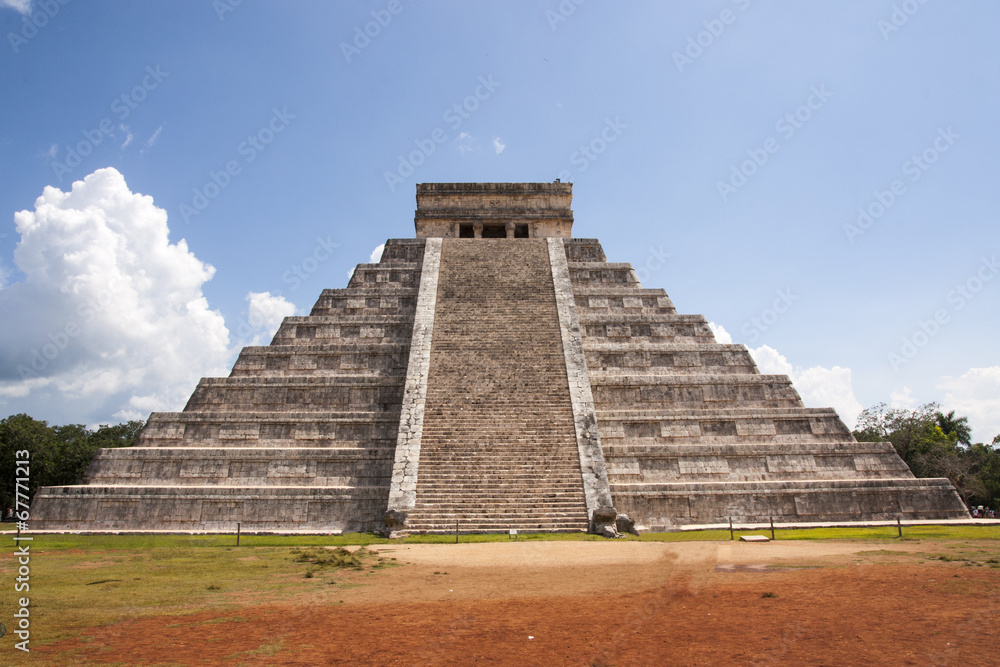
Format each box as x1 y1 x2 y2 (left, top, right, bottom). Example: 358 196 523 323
412 506 585 514
407 510 587 520
407 520 588 529
414 470 583 477
404 238 589 534
403 525 588 534
414 462 582 468
414 504 585 511
415 489 584 496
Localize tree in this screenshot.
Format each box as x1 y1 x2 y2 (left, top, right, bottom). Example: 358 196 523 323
936 410 972 446
854 402 1000 510
0 414 145 514
853 402 945 464
972 444 1000 510
0 414 57 513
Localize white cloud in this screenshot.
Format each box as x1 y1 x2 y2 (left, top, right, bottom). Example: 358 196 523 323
142 125 163 153
889 386 917 409
0 167 232 423
707 321 732 344
749 344 863 429
120 124 133 149
342 244 383 286
749 344 793 375
454 132 478 155
244 291 296 346
493 137 506 155
938 366 1000 444
707 324 862 427
1 0 31 14
247 290 295 332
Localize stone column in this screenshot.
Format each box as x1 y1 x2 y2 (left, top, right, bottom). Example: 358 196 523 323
547 238 618 536
384 238 441 536
473 222 483 239
505 221 515 239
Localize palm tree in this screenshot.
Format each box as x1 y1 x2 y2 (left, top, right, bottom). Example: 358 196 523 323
936 410 972 447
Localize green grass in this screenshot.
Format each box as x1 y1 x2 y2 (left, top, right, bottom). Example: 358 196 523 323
763 524 1000 542
637 524 1000 543
0 536 394 655
12 523 1000 551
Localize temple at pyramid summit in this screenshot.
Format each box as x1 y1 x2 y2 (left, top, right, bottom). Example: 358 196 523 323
31 182 969 535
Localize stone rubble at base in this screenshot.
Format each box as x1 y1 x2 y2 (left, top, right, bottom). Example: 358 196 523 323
29 182 970 534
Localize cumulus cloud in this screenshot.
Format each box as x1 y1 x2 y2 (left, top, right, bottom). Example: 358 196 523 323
0 167 232 423
708 322 732 344
706 323 862 426
493 137 506 155
938 366 1000 444
748 344 793 376
244 291 296 345
0 0 31 14
749 344 863 429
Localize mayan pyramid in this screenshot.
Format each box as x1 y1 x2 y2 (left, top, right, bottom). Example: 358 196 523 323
31 182 969 534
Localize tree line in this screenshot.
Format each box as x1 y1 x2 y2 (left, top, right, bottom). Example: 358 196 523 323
853 403 1000 510
0 414 144 514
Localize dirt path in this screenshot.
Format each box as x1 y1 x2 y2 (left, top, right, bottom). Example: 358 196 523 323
35 540 1000 665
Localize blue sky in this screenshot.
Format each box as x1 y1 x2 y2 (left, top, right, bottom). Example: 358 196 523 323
1 1 998 442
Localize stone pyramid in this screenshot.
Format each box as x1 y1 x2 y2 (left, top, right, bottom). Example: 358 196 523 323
31 182 969 534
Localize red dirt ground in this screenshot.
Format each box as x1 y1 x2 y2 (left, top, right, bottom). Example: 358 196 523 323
34 542 1000 666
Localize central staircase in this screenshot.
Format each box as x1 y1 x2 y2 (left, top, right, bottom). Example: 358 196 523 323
405 239 590 533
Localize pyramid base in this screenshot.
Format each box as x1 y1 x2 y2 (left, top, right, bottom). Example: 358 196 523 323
613 477 969 530
29 485 387 533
